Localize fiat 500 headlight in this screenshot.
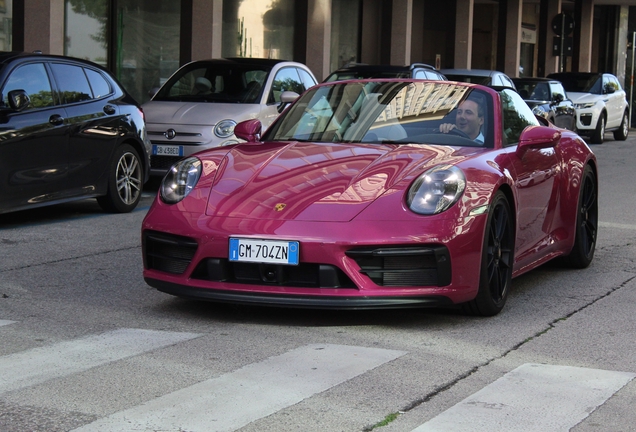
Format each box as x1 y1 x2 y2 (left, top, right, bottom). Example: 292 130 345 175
161 157 202 204
407 165 466 215
214 119 237 138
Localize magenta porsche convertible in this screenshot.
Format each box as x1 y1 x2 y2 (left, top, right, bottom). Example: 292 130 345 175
142 79 597 316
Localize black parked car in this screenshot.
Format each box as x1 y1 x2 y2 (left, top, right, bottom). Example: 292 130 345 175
324 63 446 82
0 52 150 215
512 77 577 131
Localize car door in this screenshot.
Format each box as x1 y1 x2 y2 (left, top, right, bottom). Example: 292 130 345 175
497 89 562 269
49 62 122 194
604 75 625 128
0 62 70 213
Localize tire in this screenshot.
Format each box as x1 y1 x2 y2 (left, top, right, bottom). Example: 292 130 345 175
97 144 144 213
463 191 515 317
561 165 597 268
613 111 629 140
590 113 605 144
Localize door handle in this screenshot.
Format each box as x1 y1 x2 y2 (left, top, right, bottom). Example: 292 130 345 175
103 105 116 115
49 114 64 126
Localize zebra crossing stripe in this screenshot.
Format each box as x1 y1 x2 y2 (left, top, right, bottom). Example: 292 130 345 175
0 328 200 395
0 320 16 327
71 343 406 432
412 363 636 432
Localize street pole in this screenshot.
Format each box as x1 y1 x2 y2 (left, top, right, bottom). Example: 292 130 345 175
630 32 635 128
560 14 565 72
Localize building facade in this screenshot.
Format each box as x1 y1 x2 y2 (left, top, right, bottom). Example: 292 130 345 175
8 0 636 104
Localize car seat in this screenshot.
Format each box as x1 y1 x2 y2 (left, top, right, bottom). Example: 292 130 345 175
242 81 262 103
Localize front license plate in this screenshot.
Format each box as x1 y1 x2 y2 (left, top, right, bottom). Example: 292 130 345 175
152 145 183 156
229 238 299 265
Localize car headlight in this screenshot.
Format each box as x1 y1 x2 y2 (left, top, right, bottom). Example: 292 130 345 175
532 105 548 118
574 102 595 109
160 157 202 204
214 119 237 138
407 165 466 215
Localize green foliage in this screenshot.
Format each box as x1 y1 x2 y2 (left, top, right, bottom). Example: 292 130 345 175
29 90 55 108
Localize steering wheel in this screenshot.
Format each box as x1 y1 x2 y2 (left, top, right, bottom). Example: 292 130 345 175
442 127 471 140
435 127 472 140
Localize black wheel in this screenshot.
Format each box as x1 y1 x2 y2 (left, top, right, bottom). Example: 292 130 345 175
97 144 143 213
613 111 629 141
561 165 597 268
463 191 514 317
591 113 605 144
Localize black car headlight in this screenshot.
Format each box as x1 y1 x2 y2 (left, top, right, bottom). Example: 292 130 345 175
161 157 202 204
532 105 548 118
407 165 465 215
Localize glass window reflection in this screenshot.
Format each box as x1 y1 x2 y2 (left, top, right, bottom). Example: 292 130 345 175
222 0 294 59
0 0 13 51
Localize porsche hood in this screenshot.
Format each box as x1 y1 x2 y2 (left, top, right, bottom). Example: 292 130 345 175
205 141 473 222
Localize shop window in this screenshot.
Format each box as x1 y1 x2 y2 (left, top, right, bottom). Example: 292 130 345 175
330 0 360 72
0 0 12 51
222 0 294 59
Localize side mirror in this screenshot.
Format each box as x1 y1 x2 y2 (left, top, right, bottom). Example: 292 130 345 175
516 125 561 157
234 119 262 142
277 90 299 113
604 84 616 94
6 89 30 111
553 93 564 104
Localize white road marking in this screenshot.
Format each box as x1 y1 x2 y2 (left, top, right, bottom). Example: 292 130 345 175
71 343 406 432
599 221 636 231
0 328 200 395
0 320 16 327
412 363 636 432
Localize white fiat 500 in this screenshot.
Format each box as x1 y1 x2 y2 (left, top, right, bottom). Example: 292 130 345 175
548 72 629 144
143 58 317 175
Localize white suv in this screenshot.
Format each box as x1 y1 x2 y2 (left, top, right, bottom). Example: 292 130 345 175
548 72 629 144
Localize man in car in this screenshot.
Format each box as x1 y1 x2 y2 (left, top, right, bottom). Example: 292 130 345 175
439 96 485 143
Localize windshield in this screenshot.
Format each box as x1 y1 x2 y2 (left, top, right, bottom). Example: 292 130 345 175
550 73 601 94
444 74 491 85
514 80 551 100
263 81 492 147
325 70 410 82
153 62 271 103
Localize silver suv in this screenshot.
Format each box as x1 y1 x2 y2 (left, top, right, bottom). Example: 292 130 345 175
143 58 317 175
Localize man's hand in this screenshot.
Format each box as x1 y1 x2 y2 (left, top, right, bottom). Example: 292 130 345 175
438 123 457 134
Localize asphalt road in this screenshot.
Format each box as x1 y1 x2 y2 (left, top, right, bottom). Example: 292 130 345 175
1 132 635 432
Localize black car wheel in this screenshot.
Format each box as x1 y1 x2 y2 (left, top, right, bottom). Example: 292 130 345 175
561 165 597 268
97 144 143 213
591 113 605 144
464 191 514 316
613 111 629 141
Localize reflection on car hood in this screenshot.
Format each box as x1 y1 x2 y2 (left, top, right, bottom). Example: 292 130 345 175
205 141 479 222
566 92 603 104
142 101 261 126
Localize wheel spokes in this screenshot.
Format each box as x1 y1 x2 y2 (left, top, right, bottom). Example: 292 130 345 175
579 176 598 255
115 153 142 205
487 203 512 302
